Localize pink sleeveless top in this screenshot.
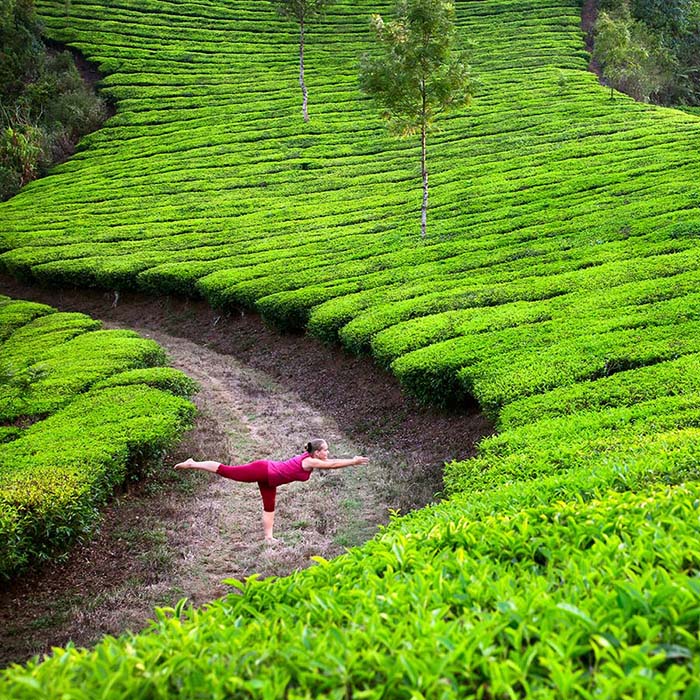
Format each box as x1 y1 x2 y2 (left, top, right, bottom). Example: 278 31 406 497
267 453 311 487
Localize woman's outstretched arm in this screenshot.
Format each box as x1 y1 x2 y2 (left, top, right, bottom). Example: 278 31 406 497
303 455 368 470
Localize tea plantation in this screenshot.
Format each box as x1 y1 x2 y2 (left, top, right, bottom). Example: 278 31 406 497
2 0 700 695
0 296 196 580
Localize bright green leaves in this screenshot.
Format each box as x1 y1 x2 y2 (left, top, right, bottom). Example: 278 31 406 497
0 298 196 579
359 0 471 138
593 9 673 102
4 481 700 697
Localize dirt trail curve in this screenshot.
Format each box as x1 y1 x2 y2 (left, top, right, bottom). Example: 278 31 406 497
0 277 491 666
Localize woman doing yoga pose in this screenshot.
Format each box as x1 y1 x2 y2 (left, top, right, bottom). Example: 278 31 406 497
174 439 369 543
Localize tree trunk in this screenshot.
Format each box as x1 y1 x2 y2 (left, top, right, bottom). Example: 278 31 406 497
299 18 309 122
420 99 428 239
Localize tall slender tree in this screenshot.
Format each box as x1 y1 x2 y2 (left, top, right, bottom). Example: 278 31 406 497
360 0 471 238
271 0 333 122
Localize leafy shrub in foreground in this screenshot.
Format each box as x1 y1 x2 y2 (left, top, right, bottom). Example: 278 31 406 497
3 480 700 698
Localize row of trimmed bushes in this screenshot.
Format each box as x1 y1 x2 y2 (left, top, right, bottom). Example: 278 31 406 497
0 296 196 579
1 0 700 695
3 472 700 697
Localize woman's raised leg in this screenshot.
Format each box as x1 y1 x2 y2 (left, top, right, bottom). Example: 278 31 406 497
173 459 220 472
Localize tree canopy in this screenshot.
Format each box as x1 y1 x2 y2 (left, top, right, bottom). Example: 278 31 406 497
0 0 107 200
360 0 471 238
595 0 700 104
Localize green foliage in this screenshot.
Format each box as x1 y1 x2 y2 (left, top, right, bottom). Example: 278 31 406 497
360 0 471 236
499 352 700 429
0 384 195 579
93 366 200 398
593 9 673 101
0 295 53 340
0 0 42 95
0 0 107 200
1 0 700 694
631 0 694 36
359 0 471 137
1 320 169 421
594 0 700 105
0 298 196 579
4 480 700 697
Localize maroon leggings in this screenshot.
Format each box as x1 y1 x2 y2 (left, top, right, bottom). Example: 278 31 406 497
217 460 276 512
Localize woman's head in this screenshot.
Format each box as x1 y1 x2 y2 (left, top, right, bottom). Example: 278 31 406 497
306 439 328 457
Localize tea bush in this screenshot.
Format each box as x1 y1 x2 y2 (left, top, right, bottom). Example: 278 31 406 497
4 479 700 697
0 297 196 579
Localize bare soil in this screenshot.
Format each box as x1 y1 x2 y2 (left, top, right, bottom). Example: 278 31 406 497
581 0 602 78
0 275 492 668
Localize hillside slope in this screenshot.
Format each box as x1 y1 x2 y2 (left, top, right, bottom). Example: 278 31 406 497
2 0 700 696
1 0 699 420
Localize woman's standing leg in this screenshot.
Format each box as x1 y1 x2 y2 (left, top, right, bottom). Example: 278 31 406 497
259 482 278 543
175 458 279 542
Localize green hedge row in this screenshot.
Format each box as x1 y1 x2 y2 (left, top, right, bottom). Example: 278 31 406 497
0 384 195 579
0 297 196 580
2 324 169 421
498 352 700 429
360 262 700 365
444 397 700 495
0 0 700 695
3 476 700 698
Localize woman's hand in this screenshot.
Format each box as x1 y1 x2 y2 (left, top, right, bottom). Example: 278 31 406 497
353 456 369 465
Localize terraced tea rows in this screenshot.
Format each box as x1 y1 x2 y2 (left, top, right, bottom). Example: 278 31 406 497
5 475 700 697
0 296 196 579
2 0 699 425
1 0 700 695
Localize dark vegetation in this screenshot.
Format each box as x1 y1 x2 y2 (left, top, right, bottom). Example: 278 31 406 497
592 0 700 104
0 0 108 200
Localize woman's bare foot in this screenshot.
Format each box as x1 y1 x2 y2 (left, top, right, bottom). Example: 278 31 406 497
174 458 196 470
264 536 280 545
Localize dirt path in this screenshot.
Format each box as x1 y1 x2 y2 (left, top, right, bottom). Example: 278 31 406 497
0 278 491 668
123 323 399 580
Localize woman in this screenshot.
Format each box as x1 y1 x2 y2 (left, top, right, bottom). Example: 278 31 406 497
174 439 369 543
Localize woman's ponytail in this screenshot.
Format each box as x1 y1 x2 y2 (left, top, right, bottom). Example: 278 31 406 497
306 438 325 454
